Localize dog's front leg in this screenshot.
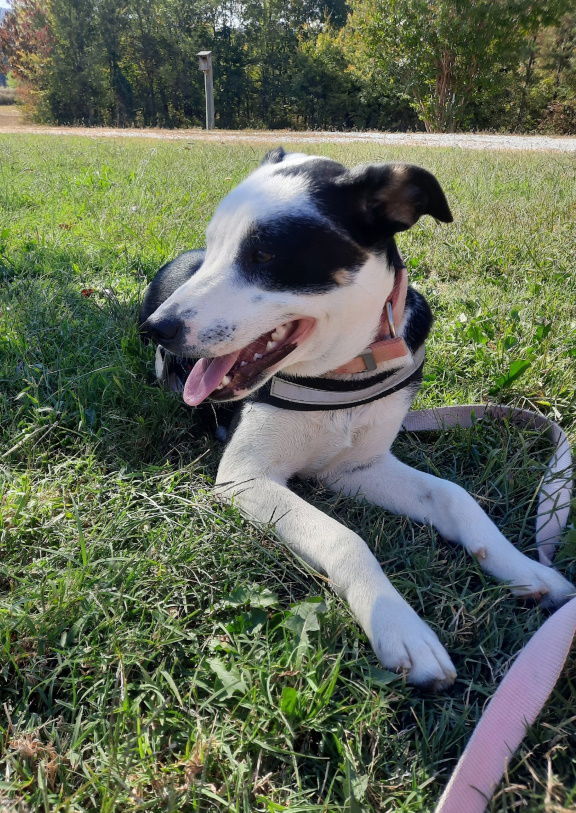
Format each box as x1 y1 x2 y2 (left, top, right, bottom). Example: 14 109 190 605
325 452 574 606
216 446 456 689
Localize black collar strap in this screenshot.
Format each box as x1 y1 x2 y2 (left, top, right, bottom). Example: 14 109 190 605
254 345 426 411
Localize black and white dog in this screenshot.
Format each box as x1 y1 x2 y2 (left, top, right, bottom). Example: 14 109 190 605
140 148 573 689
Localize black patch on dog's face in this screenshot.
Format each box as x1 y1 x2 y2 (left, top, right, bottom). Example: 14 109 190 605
235 213 367 293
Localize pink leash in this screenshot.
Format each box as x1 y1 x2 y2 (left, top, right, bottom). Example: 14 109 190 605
434 596 576 813
401 404 575 813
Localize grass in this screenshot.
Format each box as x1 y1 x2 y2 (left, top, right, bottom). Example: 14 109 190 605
0 134 575 812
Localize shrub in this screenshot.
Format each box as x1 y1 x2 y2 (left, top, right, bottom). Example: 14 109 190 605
0 87 16 105
538 98 576 134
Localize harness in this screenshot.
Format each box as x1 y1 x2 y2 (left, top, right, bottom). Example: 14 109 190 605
256 347 425 411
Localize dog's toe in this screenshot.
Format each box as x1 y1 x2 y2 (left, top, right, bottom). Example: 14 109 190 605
404 635 457 690
509 564 574 608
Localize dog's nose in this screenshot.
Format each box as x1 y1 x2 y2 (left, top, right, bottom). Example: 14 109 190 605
140 315 182 344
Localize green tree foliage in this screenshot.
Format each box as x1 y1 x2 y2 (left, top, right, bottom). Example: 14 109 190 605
0 0 413 128
47 0 108 123
344 0 572 132
0 0 574 132
525 11 576 132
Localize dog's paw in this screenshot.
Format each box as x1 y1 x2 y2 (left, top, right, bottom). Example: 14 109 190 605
475 541 574 608
370 603 456 690
507 561 575 608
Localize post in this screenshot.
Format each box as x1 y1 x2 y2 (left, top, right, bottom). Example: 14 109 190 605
197 51 215 130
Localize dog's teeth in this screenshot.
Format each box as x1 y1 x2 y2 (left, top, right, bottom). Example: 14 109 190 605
253 353 263 360
221 375 231 386
266 341 277 351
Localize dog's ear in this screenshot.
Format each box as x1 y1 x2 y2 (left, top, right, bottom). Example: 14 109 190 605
337 163 453 241
261 146 286 165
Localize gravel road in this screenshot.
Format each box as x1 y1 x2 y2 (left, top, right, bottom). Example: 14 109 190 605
1 121 575 152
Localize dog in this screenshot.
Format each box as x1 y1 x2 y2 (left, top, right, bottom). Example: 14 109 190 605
139 147 574 689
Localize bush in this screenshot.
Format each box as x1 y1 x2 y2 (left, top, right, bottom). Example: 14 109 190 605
538 99 576 135
0 87 17 105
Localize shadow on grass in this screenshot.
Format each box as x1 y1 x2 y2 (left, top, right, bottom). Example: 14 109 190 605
0 243 224 474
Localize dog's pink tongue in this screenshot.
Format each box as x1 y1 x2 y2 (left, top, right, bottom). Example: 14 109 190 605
183 353 239 406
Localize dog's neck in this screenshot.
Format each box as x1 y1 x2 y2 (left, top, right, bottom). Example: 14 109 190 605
328 264 410 375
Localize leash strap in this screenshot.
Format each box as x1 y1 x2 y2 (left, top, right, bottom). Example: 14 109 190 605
401 404 574 812
434 596 576 813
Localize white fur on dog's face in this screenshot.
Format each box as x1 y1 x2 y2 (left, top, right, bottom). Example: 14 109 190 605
151 249 392 380
147 154 393 392
143 149 452 401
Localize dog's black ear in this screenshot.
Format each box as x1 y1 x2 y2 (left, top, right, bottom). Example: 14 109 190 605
337 163 453 241
261 146 286 165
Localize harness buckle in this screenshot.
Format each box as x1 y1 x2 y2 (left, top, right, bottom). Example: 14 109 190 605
359 349 378 372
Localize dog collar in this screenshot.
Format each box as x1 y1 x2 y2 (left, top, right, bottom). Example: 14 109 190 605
255 344 425 411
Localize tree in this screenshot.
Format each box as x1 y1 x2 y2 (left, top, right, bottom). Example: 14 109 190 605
47 0 107 124
344 0 571 132
97 0 134 125
0 0 53 116
533 12 576 132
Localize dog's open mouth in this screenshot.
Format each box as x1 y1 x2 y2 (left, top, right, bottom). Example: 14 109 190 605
180 318 315 405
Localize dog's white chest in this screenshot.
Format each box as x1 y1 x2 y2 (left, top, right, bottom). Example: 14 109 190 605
289 395 407 479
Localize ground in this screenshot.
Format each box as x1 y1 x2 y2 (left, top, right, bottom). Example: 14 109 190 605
0 135 575 812
0 109 575 152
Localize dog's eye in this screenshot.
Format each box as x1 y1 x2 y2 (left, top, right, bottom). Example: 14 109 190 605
253 249 274 264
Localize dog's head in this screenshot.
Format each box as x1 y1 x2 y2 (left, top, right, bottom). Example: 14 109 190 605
141 148 452 405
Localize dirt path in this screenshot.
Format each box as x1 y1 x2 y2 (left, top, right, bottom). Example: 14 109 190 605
1 119 575 152
0 105 24 128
